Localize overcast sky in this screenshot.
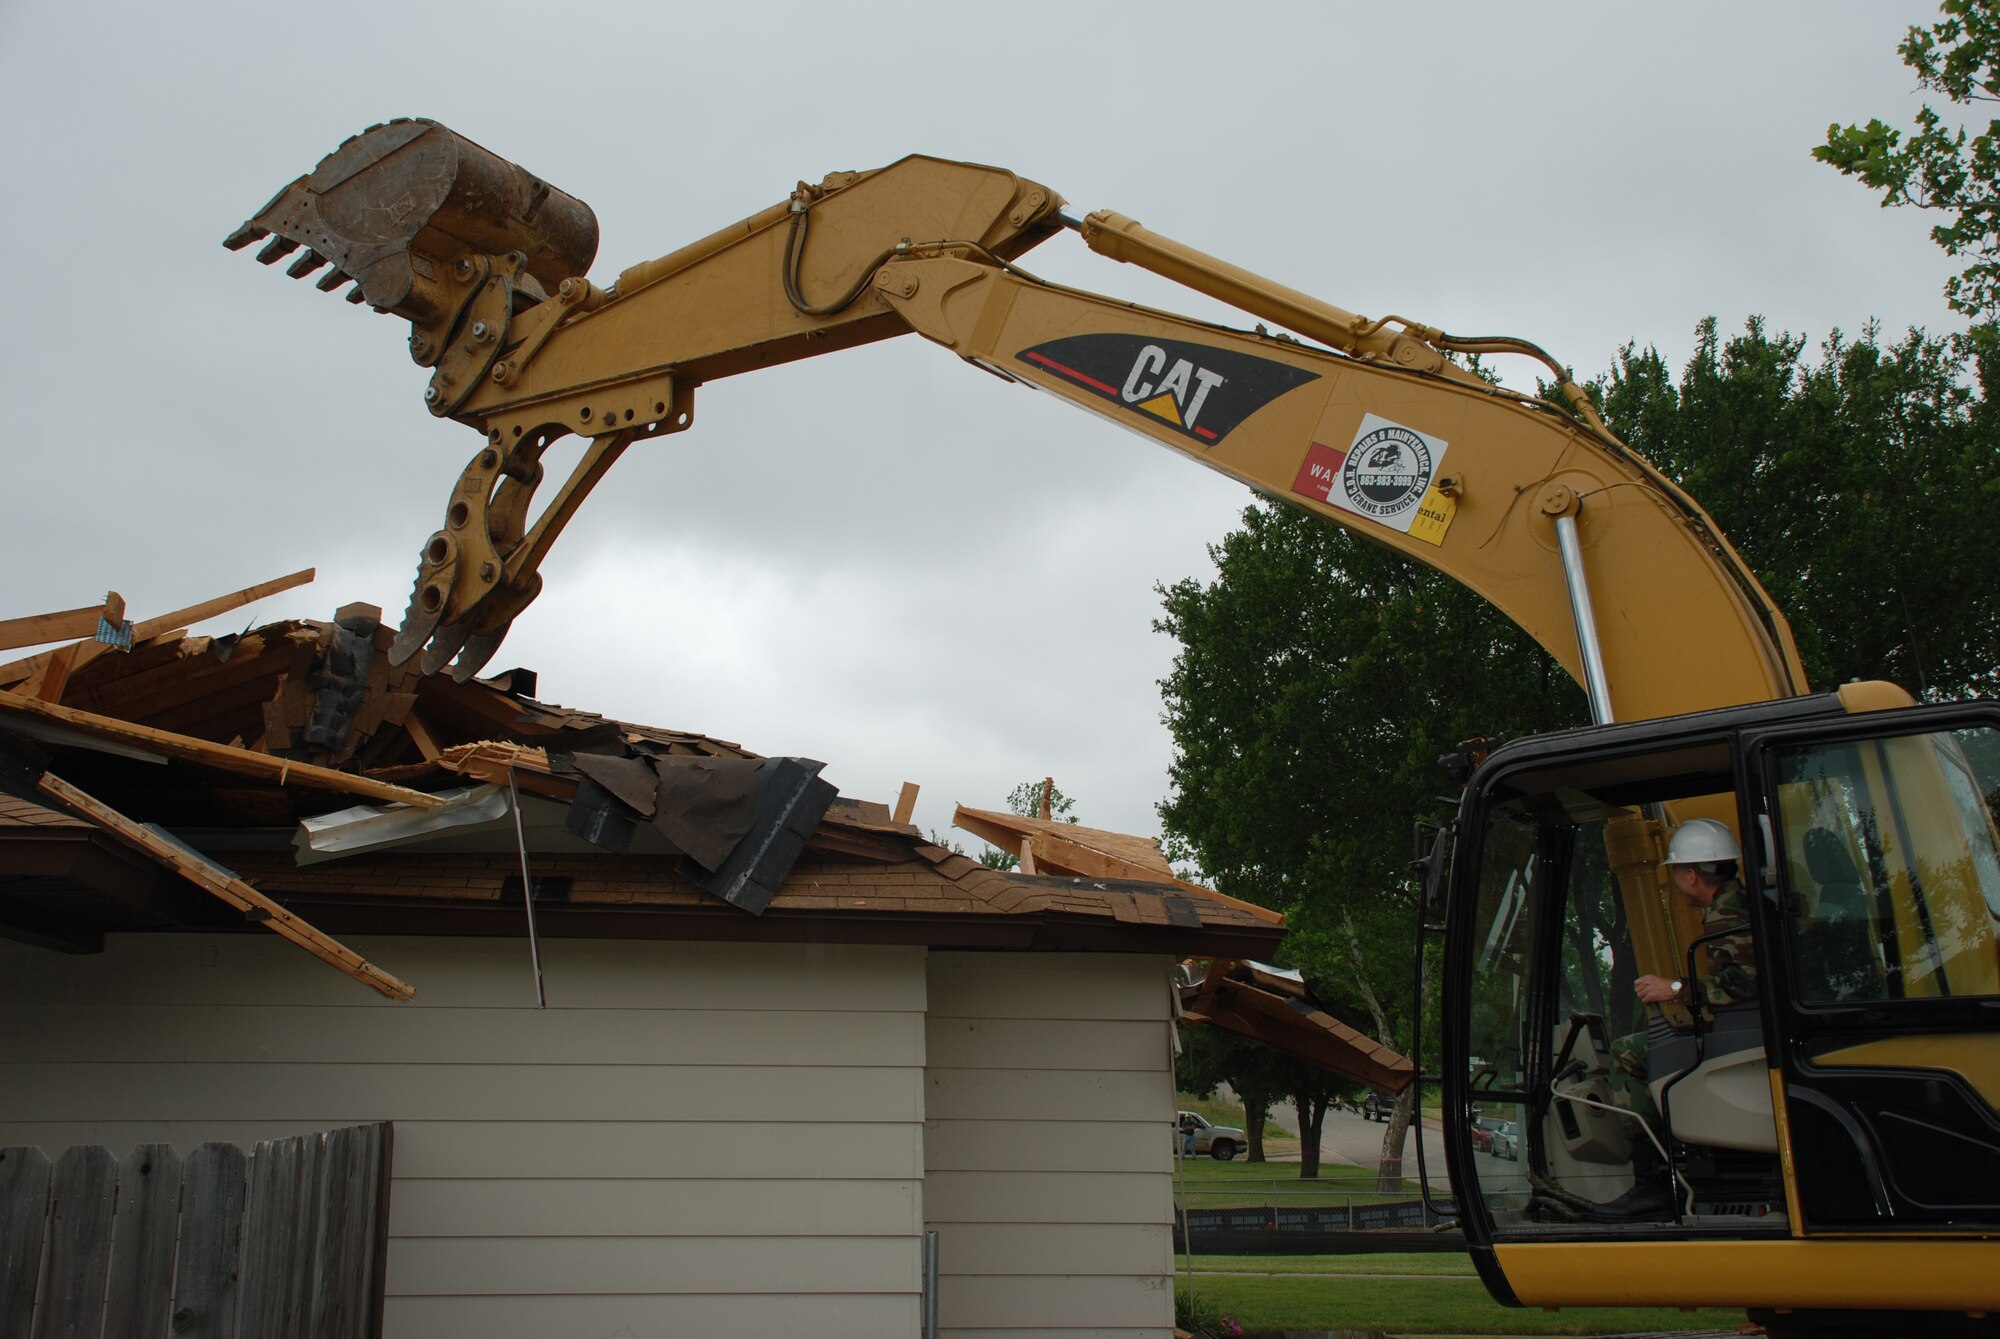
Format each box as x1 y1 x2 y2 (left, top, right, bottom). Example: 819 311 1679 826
0 1 1965 850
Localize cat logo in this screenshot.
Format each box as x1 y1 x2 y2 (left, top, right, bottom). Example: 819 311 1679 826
1016 333 1318 445
1119 344 1227 434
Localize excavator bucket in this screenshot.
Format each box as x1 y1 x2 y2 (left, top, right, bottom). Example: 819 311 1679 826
224 118 599 324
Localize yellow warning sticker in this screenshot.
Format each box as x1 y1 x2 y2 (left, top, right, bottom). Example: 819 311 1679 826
1407 486 1456 547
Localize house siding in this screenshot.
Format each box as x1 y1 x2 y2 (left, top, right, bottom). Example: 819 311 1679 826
924 951 1176 1339
0 934 929 1339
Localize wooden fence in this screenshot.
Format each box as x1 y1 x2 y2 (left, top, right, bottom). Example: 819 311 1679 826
0 1122 391 1339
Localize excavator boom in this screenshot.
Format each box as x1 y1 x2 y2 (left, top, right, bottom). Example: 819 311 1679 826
230 118 1804 723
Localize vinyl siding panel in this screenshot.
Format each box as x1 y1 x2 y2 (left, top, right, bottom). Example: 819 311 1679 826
384 1292 918 1337
924 952 1176 1339
924 1119 1162 1173
0 934 928 1339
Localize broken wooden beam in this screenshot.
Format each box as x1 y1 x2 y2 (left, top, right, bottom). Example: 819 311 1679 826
0 568 315 688
0 592 126 655
36 773 415 1000
0 691 446 809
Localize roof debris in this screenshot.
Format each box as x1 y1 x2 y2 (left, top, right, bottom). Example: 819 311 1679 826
1 595 1286 994
0 584 1407 1081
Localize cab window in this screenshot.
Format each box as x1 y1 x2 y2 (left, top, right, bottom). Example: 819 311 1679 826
1774 725 2000 1003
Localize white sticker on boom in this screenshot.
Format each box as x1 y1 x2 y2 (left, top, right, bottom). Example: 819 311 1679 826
1327 414 1451 539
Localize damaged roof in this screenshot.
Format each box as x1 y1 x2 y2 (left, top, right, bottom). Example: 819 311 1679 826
0 604 1284 972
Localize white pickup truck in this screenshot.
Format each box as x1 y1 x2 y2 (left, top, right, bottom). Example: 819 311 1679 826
1173 1111 1244 1161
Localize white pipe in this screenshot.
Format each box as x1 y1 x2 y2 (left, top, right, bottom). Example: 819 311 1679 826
1554 513 1615 725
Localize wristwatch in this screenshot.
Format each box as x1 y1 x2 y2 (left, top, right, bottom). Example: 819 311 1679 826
1669 978 1685 997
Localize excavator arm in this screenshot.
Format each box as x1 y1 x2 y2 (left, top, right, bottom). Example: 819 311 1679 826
229 118 1808 726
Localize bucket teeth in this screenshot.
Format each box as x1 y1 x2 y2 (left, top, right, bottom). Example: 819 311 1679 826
285 249 329 280
223 223 269 252
253 236 299 266
345 286 369 305
315 269 353 294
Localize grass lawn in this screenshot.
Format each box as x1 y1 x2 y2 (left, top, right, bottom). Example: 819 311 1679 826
1172 1153 1423 1210
1175 1254 1747 1335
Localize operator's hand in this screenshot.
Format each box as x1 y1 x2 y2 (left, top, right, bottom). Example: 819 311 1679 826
1634 974 1682 1005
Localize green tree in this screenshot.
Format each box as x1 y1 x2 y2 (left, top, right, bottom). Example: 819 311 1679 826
1175 1024 1291 1163
1817 0 2000 333
974 777 1081 870
1155 508 1585 1182
1007 778 1077 822
1600 319 1997 699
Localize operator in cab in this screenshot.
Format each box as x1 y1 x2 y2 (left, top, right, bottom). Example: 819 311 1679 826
1601 818 1758 1216
1634 819 1756 1010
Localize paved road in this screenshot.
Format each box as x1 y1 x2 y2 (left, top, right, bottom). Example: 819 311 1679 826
1211 1091 1526 1187
1246 1104 1516 1190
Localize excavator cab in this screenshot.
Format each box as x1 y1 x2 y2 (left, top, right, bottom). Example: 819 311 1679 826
1439 690 2000 1326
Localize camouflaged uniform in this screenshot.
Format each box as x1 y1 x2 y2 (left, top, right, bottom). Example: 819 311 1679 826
1611 878 1755 1119
1695 880 1757 1004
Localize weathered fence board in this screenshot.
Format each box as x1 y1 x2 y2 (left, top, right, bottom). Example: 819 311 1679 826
103 1143 180 1339
0 1124 388 1339
309 1122 391 1339
171 1143 246 1339
0 1145 52 1336
35 1144 117 1339
240 1129 326 1339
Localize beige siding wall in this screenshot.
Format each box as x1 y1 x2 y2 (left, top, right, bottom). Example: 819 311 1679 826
0 934 929 1339
924 951 1176 1339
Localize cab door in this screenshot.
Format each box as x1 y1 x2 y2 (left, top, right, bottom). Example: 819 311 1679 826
1743 704 2000 1232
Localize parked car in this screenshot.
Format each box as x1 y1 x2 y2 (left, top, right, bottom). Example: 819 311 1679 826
1471 1114 1508 1156
1492 1119 1521 1161
1173 1111 1244 1161
1360 1091 1393 1122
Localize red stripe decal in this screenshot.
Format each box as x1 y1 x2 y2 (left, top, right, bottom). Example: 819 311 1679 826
1025 350 1121 398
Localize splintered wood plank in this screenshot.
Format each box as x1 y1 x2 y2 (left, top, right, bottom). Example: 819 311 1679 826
32 1144 116 1339
0 569 315 691
126 570 315 648
0 691 445 809
35 774 417 1001
893 782 919 826
102 1144 180 1339
171 1144 246 1339
307 1123 390 1339
0 1146 52 1337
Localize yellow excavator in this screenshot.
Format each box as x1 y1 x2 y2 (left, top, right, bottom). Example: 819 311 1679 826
232 120 2000 1335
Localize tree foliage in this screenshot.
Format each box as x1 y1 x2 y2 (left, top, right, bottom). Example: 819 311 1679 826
1007 778 1078 822
1176 1023 1294 1163
1600 318 1998 699
974 777 1082 870
1817 0 2000 330
1155 503 1585 982
1155 504 1585 1175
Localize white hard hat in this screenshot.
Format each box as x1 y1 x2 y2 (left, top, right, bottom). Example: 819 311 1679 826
1664 818 1740 865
